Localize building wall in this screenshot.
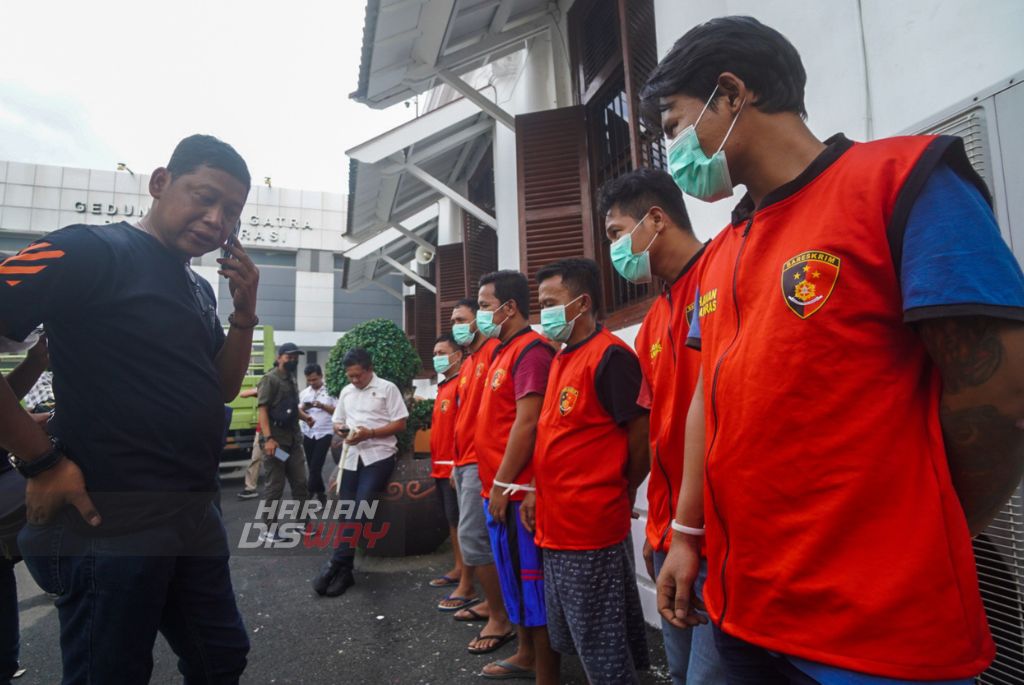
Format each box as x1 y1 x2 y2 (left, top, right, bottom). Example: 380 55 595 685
651 0 1024 240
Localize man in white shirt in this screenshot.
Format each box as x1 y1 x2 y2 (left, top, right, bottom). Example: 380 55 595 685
313 347 408 598
298 363 336 502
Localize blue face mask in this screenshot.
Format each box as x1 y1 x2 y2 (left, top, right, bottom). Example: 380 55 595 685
540 295 584 343
452 323 474 346
666 85 744 202
476 302 510 339
610 211 657 284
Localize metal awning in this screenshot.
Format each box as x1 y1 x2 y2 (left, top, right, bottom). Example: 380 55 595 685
352 0 553 112
341 98 494 295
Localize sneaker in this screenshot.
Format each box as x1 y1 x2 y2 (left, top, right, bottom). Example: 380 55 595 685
237 489 259 500
313 561 341 596
325 568 355 597
257 531 286 545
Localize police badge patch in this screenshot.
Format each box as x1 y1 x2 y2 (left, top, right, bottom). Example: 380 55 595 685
781 250 840 319
558 387 579 416
490 368 507 391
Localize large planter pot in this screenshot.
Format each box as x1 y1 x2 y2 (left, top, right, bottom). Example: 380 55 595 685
359 454 448 557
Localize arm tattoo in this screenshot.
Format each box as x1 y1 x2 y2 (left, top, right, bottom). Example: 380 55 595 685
918 317 1002 393
940 403 1024 533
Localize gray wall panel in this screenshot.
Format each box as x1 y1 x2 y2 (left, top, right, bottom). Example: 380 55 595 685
332 272 403 332
219 265 295 330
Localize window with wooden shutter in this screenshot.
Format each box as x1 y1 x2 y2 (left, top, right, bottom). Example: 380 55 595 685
464 214 498 297
413 284 437 374
436 242 465 334
516 105 594 318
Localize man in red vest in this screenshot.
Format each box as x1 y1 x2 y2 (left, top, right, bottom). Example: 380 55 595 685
600 168 725 684
647 16 1024 684
532 257 651 684
475 270 557 682
447 298 513 652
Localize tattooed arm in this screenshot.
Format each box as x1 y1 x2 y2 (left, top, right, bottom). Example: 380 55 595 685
917 316 1024 535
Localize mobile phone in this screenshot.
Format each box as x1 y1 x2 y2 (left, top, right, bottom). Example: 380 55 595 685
222 219 241 260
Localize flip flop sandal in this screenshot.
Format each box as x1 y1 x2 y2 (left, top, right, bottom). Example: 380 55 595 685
428 575 460 587
481 659 536 680
453 605 489 622
437 595 480 612
467 630 517 655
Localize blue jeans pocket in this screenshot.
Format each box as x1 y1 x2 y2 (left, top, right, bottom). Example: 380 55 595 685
17 522 65 595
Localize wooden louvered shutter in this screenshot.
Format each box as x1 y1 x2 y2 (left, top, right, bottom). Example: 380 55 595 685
464 215 498 295
436 243 466 334
413 285 437 373
404 293 417 352
621 0 665 170
516 106 594 319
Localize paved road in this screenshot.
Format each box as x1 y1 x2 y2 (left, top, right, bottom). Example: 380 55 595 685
13 481 671 684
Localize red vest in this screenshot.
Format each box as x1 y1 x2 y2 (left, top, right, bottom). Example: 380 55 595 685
635 251 705 553
693 135 993 679
429 374 460 479
453 337 500 467
475 328 548 500
534 327 635 550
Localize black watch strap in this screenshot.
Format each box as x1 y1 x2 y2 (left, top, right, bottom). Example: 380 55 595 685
8 438 64 478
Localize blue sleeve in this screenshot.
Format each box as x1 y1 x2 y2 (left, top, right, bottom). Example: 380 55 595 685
901 163 1024 322
685 286 702 350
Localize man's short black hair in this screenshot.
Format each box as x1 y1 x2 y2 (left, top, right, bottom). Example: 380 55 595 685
342 347 373 370
453 298 479 313
598 168 692 231
167 134 251 189
479 270 530 318
640 16 807 129
304 363 322 376
434 333 460 351
536 258 603 312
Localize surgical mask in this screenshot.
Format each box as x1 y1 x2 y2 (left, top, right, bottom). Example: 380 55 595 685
452 323 475 346
433 354 453 375
610 212 657 284
666 85 744 202
284 360 299 374
476 302 511 339
540 295 584 343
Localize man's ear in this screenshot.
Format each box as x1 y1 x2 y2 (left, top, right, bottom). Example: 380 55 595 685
649 206 669 234
716 72 749 112
149 167 171 199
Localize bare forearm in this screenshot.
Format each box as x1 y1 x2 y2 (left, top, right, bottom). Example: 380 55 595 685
494 415 538 484
370 419 406 438
6 355 47 399
258 405 273 438
0 378 52 459
673 375 706 527
919 317 1024 535
215 326 254 402
626 415 651 494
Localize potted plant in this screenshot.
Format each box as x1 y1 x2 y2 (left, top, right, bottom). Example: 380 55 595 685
325 318 447 557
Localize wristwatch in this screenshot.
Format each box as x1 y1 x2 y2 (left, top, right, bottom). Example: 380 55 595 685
8 436 65 478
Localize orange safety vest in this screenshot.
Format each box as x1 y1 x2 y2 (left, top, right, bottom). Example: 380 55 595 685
534 326 636 550
692 134 993 679
429 373 460 479
635 247 706 553
475 327 550 500
453 337 500 467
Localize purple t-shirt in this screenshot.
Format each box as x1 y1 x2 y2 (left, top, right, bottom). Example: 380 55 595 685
512 341 554 399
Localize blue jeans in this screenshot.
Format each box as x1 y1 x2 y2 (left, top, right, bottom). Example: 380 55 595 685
330 455 395 566
0 557 18 683
652 552 726 685
18 503 249 685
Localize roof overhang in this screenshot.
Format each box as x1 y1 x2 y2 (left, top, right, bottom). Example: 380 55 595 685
352 0 554 109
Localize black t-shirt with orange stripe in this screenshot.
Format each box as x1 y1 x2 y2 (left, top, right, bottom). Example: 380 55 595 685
0 223 226 533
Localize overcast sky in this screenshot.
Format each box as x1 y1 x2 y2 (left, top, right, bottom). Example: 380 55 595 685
0 0 415 193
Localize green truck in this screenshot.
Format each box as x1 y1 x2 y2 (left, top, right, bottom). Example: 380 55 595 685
1 326 275 480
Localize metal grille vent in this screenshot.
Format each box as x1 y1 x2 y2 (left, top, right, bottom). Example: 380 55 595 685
927 107 992 194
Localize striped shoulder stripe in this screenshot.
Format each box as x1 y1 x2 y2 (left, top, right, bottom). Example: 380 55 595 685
0 241 66 286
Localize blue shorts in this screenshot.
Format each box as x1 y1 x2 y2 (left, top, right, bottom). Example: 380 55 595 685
483 498 546 627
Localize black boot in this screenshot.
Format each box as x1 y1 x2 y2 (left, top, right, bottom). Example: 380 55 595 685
313 562 341 596
325 567 354 597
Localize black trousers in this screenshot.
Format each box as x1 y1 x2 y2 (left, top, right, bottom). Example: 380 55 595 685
304 434 333 496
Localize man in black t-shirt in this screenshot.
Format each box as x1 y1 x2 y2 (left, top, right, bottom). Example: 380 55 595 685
0 134 259 684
